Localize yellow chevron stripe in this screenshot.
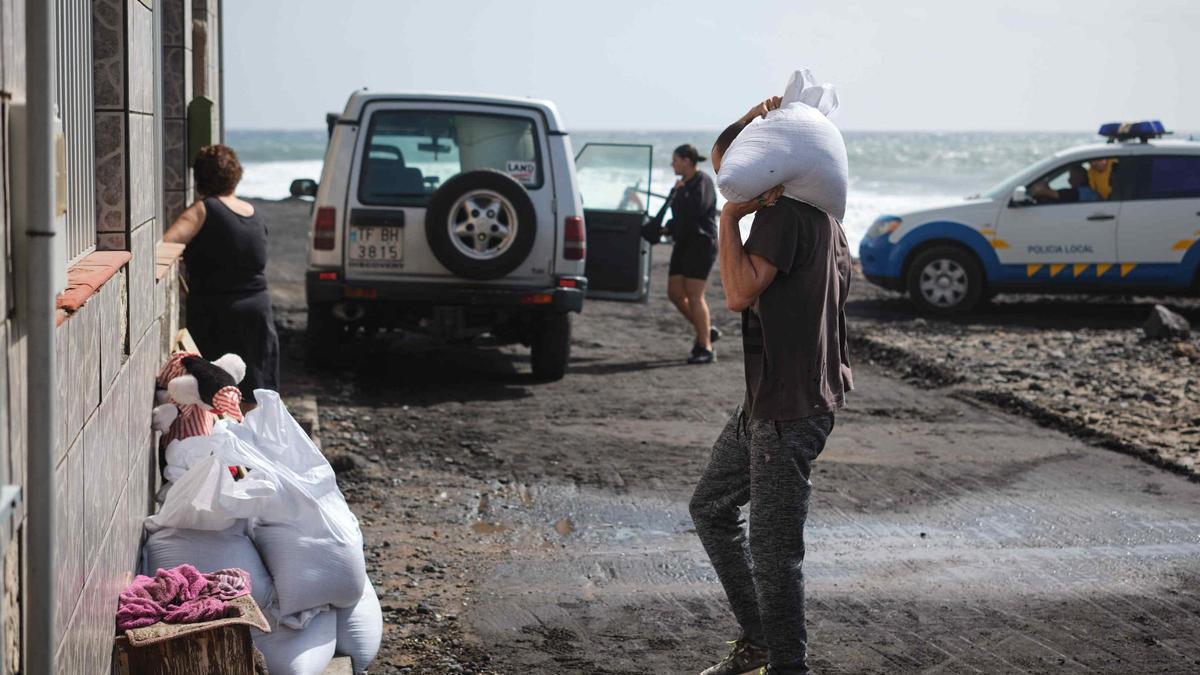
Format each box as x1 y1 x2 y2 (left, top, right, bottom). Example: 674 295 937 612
1095 263 1113 277
979 228 996 236
1026 264 1043 277
1072 263 1089 277
1172 238 1195 251
1049 263 1066 277
1120 263 1137 277
991 239 1010 250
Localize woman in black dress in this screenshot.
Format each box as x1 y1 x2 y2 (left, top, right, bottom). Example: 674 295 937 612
164 144 278 410
666 144 720 364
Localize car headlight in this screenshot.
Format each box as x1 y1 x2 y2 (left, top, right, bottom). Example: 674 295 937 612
866 216 901 239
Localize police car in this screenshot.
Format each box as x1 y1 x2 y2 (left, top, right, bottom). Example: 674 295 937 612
859 121 1200 314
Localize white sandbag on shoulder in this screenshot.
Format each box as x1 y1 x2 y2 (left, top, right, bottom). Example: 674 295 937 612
253 608 337 675
715 68 849 221
142 524 276 613
253 523 367 625
336 578 382 673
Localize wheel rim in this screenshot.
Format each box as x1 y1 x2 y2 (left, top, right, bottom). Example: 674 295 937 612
918 258 968 307
448 190 518 260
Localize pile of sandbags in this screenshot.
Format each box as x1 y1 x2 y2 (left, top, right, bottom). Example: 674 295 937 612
141 391 381 675
715 68 849 221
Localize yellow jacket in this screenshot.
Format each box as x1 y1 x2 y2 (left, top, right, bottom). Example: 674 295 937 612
1088 161 1116 200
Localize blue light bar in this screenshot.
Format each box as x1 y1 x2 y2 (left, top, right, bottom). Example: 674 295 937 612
1098 120 1169 142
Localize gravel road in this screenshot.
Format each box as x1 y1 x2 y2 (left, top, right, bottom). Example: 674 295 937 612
256 198 1200 674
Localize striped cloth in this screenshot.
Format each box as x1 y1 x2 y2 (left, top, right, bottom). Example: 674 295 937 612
155 352 243 445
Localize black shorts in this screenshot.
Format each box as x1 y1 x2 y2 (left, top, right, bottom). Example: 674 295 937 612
668 234 717 280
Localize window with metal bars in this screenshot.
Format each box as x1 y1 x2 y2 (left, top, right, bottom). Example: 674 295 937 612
56 0 96 261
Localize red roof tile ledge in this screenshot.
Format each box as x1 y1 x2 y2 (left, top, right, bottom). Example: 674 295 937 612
155 242 185 282
55 250 132 325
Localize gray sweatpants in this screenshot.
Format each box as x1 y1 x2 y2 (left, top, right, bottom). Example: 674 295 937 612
689 407 835 674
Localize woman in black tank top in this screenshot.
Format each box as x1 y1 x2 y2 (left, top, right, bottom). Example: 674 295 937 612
164 145 278 408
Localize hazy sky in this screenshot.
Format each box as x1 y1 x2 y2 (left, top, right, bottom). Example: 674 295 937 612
224 0 1197 132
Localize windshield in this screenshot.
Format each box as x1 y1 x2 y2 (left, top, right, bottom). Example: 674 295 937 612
358 110 541 205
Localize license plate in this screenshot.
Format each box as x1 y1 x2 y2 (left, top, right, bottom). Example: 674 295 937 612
347 226 403 269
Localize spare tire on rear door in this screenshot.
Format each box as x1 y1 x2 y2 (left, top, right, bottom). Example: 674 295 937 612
425 169 538 280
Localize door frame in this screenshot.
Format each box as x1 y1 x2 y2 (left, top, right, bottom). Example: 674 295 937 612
574 142 655 302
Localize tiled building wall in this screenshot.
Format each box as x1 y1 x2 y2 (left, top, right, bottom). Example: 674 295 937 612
0 0 216 668
95 0 156 253
162 0 192 224
47 0 175 671
192 0 220 139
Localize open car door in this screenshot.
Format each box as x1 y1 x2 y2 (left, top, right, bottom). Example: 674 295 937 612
574 143 653 302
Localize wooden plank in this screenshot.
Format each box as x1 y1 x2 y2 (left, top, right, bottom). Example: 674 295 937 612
113 625 257 675
174 328 199 354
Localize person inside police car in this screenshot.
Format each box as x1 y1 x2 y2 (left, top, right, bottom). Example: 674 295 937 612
1031 164 1100 204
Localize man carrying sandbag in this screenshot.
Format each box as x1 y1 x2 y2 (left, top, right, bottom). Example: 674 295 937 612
689 71 853 675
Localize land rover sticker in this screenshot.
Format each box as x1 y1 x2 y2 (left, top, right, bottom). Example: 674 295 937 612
506 160 536 183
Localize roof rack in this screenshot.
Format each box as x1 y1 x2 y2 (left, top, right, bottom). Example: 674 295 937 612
1098 120 1171 143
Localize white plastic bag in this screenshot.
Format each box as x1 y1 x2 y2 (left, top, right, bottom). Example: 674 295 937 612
253 608 337 675
716 68 849 221
335 578 382 673
142 524 276 613
162 436 223 483
144 452 278 533
230 390 367 623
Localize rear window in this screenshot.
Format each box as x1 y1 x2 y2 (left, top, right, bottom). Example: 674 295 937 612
1134 155 1200 200
358 110 542 206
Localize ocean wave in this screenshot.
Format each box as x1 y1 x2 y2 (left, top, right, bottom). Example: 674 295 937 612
240 160 325 201
240 159 960 253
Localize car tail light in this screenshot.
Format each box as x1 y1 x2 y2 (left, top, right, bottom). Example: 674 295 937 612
314 207 337 250
318 271 338 281
557 278 578 288
563 216 585 260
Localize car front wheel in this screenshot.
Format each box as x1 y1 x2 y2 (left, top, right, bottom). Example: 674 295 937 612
906 245 984 315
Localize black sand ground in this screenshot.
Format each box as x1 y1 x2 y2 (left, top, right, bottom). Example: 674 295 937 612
256 198 1200 674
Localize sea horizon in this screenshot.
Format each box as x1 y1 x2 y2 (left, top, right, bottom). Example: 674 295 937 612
226 127 1198 251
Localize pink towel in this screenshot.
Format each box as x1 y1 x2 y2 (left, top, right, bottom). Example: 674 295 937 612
116 564 252 631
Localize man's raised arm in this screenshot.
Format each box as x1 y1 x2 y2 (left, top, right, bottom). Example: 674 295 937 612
718 186 785 312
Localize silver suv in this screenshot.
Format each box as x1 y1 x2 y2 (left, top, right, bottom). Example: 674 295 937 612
291 91 655 380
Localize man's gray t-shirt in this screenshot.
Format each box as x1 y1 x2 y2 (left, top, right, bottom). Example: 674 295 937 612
741 197 853 420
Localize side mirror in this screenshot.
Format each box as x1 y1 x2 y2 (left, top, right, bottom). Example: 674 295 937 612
1010 185 1030 206
289 178 318 199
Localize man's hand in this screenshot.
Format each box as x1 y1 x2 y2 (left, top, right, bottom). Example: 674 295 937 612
674 178 685 190
722 185 785 221
741 96 782 124
1029 181 1055 201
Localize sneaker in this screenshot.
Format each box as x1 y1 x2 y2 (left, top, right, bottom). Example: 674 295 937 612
700 637 768 675
710 326 723 344
688 346 715 364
